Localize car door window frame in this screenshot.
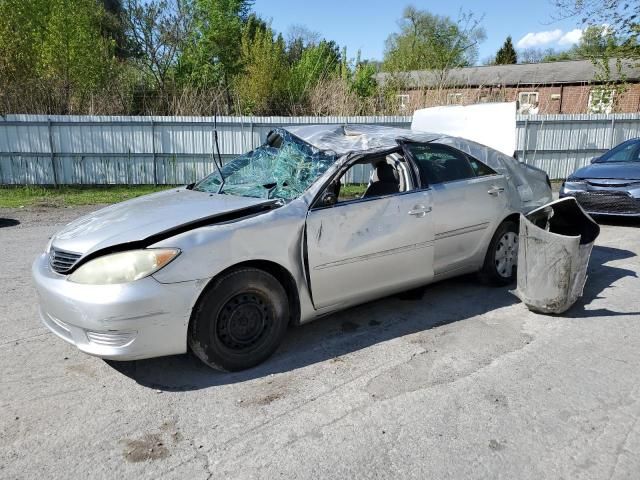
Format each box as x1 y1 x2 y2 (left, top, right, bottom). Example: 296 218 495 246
309 147 423 211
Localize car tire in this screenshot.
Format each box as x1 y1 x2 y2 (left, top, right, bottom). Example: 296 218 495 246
479 220 519 286
188 268 289 372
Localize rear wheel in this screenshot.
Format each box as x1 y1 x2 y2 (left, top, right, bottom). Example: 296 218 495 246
188 268 289 371
479 220 519 286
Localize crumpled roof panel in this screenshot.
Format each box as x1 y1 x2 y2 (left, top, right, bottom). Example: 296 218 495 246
283 124 441 155
282 124 538 198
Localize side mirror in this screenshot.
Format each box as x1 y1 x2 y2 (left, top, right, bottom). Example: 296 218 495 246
320 191 337 207
590 157 600 164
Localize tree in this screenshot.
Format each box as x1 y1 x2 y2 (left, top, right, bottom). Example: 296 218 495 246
234 26 289 114
101 0 134 59
554 0 640 54
285 24 321 64
535 26 633 62
286 40 340 110
0 0 49 82
382 6 486 77
350 60 378 98
494 36 517 64
178 0 254 88
124 0 190 93
39 0 117 112
518 47 559 64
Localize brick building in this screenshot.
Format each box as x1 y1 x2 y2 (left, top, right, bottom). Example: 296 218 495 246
377 59 640 114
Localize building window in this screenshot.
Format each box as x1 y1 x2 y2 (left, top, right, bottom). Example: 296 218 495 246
447 93 463 105
518 92 539 114
588 88 615 114
397 94 410 110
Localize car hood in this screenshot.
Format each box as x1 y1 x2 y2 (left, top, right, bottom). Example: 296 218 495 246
572 162 640 181
51 188 277 255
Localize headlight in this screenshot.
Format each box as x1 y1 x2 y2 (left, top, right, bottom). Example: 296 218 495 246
68 248 180 285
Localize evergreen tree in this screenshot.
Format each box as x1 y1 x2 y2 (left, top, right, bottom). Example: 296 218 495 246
495 36 517 64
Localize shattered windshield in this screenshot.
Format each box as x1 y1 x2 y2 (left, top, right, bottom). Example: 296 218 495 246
194 129 338 200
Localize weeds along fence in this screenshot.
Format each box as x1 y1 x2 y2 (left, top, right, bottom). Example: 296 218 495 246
1 113 640 185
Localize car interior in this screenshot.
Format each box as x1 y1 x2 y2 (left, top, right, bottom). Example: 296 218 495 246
323 152 413 206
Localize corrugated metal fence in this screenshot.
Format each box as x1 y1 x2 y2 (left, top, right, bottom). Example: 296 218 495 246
1 113 640 184
517 114 640 179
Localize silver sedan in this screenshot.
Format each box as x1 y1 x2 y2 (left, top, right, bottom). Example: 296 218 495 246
33 125 552 371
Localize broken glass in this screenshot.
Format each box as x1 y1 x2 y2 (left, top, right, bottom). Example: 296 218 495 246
194 129 337 200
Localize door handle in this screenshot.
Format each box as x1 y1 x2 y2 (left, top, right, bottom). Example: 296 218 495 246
408 204 432 217
488 186 505 196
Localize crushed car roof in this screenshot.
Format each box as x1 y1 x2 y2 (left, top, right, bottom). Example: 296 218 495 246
283 124 442 155
282 124 542 201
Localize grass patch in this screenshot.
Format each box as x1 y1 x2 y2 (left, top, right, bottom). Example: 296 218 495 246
0 185 175 208
340 183 368 200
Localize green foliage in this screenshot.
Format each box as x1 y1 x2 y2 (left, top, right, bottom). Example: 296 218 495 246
287 41 340 107
539 26 633 62
494 36 517 65
234 25 289 114
178 0 253 88
0 0 116 112
0 1 522 116
0 0 48 81
39 0 116 91
350 62 378 98
382 6 486 73
554 0 640 50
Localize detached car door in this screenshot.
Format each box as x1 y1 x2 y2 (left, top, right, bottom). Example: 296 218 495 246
404 142 509 276
305 154 434 310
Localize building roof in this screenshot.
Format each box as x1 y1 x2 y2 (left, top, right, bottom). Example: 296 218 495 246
376 59 640 88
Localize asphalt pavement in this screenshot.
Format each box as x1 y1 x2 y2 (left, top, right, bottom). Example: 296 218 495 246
1 205 639 479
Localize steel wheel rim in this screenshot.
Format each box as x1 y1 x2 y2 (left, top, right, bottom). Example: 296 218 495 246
494 231 518 278
217 293 272 352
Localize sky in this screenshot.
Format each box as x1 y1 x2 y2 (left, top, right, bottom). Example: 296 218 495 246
252 0 586 64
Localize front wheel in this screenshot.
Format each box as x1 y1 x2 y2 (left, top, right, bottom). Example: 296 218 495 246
479 220 519 286
188 268 289 371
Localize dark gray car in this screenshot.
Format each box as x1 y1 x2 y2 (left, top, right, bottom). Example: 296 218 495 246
560 138 640 216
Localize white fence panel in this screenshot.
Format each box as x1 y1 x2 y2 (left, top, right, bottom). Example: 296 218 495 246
2 113 640 184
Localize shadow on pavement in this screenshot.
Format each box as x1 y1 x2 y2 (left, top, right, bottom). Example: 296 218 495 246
0 218 20 228
106 245 637 391
107 273 518 391
564 245 638 318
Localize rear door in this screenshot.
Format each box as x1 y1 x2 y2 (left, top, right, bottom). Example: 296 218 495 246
404 143 509 275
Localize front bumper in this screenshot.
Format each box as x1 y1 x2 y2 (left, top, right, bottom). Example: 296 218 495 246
560 183 640 217
32 253 206 361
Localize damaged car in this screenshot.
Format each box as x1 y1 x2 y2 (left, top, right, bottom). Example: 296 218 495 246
33 125 552 371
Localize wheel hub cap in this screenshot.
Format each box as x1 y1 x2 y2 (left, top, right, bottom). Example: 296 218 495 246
495 232 519 278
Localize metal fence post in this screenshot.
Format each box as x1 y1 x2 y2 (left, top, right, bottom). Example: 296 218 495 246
151 120 157 185
523 117 529 163
610 117 616 148
48 119 58 186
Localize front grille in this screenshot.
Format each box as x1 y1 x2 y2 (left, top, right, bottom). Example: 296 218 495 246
49 248 82 274
575 191 640 214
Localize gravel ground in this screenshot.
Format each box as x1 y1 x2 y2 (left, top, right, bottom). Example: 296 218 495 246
1 205 640 479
